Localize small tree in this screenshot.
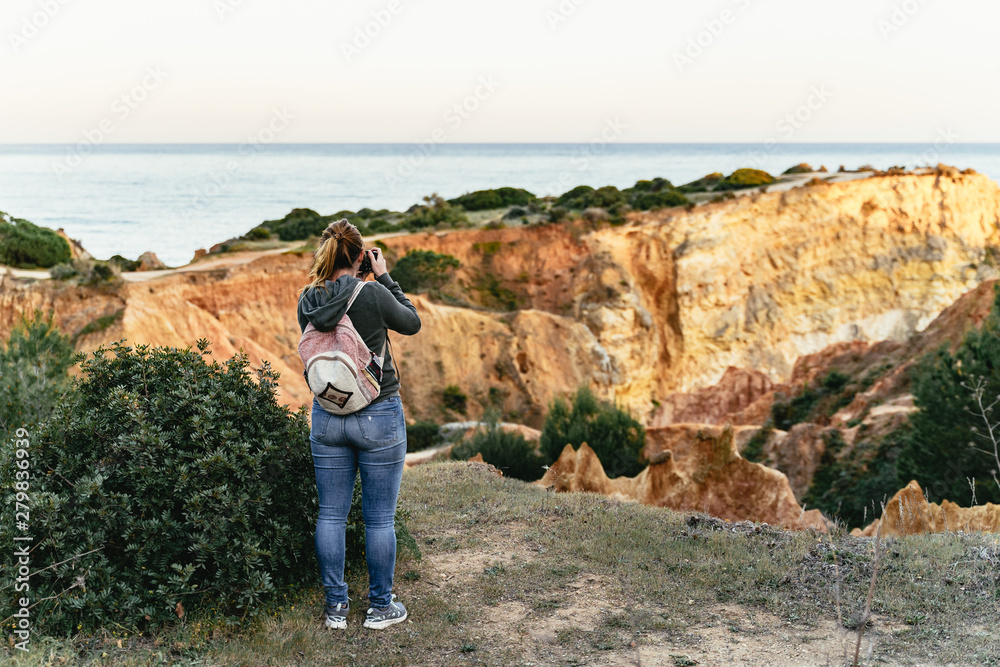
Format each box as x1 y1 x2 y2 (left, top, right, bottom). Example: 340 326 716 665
539 387 645 478
392 250 460 294
897 283 1000 505
0 309 76 439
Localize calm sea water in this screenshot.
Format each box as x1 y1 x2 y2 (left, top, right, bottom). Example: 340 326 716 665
2 143 999 267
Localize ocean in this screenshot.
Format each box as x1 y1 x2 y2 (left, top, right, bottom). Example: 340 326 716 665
2 143 999 267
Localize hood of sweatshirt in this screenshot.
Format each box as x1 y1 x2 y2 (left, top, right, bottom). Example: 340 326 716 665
297 275 362 332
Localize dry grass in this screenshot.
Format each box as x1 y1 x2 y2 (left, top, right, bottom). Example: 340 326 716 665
5 462 1000 666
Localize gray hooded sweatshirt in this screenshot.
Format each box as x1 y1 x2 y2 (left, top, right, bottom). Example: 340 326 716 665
297 272 421 404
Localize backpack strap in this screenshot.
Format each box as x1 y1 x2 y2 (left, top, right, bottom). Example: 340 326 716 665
344 280 368 312
348 281 389 362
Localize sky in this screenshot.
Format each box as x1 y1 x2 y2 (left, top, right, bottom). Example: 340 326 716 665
3 0 999 143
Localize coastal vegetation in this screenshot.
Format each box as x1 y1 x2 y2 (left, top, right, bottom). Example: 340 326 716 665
451 411 545 481
447 186 535 211
0 336 417 635
539 387 646 478
215 166 801 254
391 249 460 294
0 213 71 269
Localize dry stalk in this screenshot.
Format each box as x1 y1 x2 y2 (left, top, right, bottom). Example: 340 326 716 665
826 530 843 627
853 504 885 667
965 376 1000 494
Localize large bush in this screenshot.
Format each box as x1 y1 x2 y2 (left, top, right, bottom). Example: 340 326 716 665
540 387 645 478
0 340 319 634
0 215 72 268
261 208 336 241
393 250 460 293
896 284 1000 505
715 168 775 191
451 413 545 482
556 185 628 211
448 187 535 211
401 194 468 230
0 310 76 440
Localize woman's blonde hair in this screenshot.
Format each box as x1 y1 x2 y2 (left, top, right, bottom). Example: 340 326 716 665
303 219 364 293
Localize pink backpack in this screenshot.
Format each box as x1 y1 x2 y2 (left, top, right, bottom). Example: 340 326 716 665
299 281 386 415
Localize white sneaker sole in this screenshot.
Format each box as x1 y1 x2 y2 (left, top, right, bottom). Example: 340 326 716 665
363 610 408 629
325 617 347 630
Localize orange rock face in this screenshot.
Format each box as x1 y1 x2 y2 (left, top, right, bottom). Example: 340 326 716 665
4 172 1000 430
854 480 1000 537
536 425 829 532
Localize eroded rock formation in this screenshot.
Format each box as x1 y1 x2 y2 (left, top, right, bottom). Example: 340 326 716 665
537 425 829 531
3 171 999 428
854 480 1000 536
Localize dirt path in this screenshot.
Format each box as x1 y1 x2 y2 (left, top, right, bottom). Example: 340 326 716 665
416 522 909 667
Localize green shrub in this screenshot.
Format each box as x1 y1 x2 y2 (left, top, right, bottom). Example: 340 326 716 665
244 226 272 241
402 195 468 230
803 429 904 528
442 385 467 415
406 420 443 453
628 177 674 192
0 340 318 634
783 163 813 174
48 262 79 281
548 206 570 223
367 218 395 234
555 185 594 207
108 255 140 272
260 208 336 242
451 413 545 481
0 215 72 268
539 387 645 478
0 310 76 439
630 190 689 210
715 168 775 191
896 283 1000 505
741 426 771 463
448 187 536 211
392 250 460 293
677 173 724 193
556 185 627 211
771 370 851 431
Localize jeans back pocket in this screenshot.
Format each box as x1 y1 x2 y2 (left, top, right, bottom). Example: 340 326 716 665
355 400 401 445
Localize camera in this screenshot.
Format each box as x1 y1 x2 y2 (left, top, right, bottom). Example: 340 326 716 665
358 247 379 276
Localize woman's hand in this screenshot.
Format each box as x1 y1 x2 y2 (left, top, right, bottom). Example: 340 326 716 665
369 249 388 278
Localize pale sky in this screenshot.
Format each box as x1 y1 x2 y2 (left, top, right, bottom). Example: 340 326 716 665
3 0 998 143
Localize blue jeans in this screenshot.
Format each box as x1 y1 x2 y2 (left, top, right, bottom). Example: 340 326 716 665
310 396 407 609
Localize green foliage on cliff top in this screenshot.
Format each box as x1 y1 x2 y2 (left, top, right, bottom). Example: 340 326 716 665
0 214 72 269
447 187 536 211
715 168 776 191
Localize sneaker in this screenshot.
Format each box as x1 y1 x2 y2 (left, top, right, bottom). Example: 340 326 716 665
324 601 349 630
363 594 407 629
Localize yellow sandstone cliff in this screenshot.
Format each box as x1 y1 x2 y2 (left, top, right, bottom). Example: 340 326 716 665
2 170 999 427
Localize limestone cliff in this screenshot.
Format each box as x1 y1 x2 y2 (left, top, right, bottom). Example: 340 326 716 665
2 170 999 428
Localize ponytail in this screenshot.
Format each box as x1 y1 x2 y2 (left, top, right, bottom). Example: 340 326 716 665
302 219 364 293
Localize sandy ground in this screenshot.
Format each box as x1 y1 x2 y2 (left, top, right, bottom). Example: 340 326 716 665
418 523 932 667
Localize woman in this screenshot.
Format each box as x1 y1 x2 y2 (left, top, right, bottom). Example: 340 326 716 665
297 219 421 630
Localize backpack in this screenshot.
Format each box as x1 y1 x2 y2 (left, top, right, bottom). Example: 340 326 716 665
299 281 387 415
